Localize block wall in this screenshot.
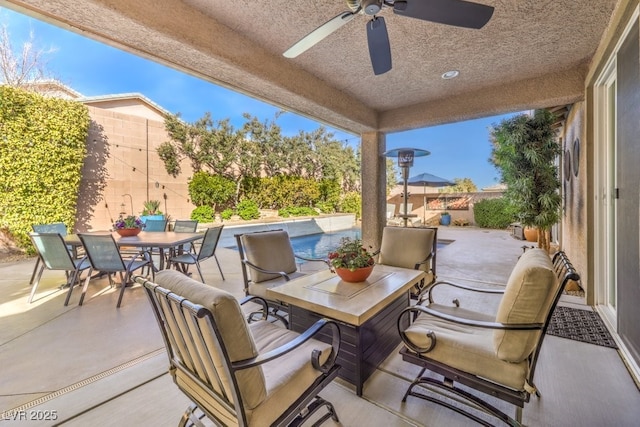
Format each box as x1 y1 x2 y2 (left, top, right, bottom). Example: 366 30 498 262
75 106 196 231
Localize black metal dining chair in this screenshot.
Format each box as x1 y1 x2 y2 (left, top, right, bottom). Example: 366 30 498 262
78 233 154 307
29 232 92 305
167 226 225 282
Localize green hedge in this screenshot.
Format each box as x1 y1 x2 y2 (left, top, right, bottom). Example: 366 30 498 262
0 86 89 251
473 197 515 229
278 206 319 218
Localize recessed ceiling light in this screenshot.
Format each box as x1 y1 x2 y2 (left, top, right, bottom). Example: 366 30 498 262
442 70 459 79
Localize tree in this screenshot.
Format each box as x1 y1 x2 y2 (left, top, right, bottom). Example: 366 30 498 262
159 111 362 200
490 109 561 251
0 23 57 88
386 158 398 194
440 177 477 193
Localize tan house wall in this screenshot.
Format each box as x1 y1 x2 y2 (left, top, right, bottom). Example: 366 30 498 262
82 99 166 121
76 105 196 232
559 102 588 296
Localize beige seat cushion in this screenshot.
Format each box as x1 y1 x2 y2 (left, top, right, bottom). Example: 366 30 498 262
241 231 298 283
403 314 529 391
153 270 267 410
245 320 333 427
378 226 435 272
248 271 306 299
493 249 557 362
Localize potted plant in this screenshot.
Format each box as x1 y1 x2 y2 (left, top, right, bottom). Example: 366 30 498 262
490 109 561 251
328 237 375 282
140 200 164 223
440 211 451 226
113 214 144 237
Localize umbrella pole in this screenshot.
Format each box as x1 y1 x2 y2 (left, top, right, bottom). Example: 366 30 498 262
423 184 426 224
402 166 409 227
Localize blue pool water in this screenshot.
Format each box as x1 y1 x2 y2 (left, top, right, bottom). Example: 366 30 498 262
290 228 363 260
229 227 450 262
290 228 450 261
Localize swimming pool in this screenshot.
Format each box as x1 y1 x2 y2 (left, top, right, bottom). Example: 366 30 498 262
290 228 362 260
228 227 449 262
290 228 450 261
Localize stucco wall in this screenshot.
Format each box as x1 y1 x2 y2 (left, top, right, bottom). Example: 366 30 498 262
387 191 505 226
560 102 588 295
76 106 196 231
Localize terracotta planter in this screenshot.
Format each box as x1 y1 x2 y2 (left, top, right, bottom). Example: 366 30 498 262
335 265 374 283
116 227 142 237
524 227 538 242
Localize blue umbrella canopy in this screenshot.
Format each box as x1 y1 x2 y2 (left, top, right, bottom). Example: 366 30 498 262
407 172 455 187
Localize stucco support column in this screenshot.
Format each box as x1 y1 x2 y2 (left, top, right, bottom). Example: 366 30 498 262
360 131 386 250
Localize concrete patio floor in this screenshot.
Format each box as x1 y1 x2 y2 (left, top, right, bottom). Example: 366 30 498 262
1 226 639 426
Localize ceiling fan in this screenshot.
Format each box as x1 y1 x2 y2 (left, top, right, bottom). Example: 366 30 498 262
283 0 495 75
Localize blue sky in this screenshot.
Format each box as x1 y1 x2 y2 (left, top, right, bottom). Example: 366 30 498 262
2 7 517 189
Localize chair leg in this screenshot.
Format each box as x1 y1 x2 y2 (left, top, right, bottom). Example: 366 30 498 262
29 258 41 285
402 374 522 427
179 404 206 427
78 268 93 306
289 396 339 427
116 272 127 308
28 264 46 303
195 263 205 283
213 254 225 280
64 269 82 306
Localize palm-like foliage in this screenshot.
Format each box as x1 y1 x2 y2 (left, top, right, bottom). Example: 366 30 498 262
490 109 561 250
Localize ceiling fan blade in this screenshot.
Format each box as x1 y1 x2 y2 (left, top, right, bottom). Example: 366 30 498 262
284 10 358 58
367 17 392 75
393 0 494 29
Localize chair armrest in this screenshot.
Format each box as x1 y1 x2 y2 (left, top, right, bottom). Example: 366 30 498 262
399 304 543 354
404 304 543 330
422 280 505 305
125 250 152 269
294 254 331 268
413 252 433 270
239 295 269 321
232 318 341 374
241 259 291 281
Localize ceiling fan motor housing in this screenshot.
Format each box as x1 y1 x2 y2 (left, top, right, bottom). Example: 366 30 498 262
361 0 383 15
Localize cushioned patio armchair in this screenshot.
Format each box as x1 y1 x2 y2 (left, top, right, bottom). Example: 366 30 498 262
375 226 438 298
235 230 330 326
397 249 579 426
138 270 341 427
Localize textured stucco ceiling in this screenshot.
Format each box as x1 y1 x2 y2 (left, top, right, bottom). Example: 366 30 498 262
1 0 620 134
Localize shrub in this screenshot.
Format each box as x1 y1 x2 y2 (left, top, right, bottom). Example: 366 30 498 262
188 171 236 211
315 200 336 214
190 205 215 222
236 199 260 220
339 192 362 219
278 206 319 218
221 208 234 220
473 198 515 229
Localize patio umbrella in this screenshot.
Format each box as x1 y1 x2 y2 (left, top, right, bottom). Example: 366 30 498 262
407 173 455 223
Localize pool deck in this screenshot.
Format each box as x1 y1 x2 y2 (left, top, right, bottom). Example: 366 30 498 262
1 226 639 426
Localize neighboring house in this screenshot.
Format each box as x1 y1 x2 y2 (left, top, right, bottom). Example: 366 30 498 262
29 81 196 231
481 183 507 192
